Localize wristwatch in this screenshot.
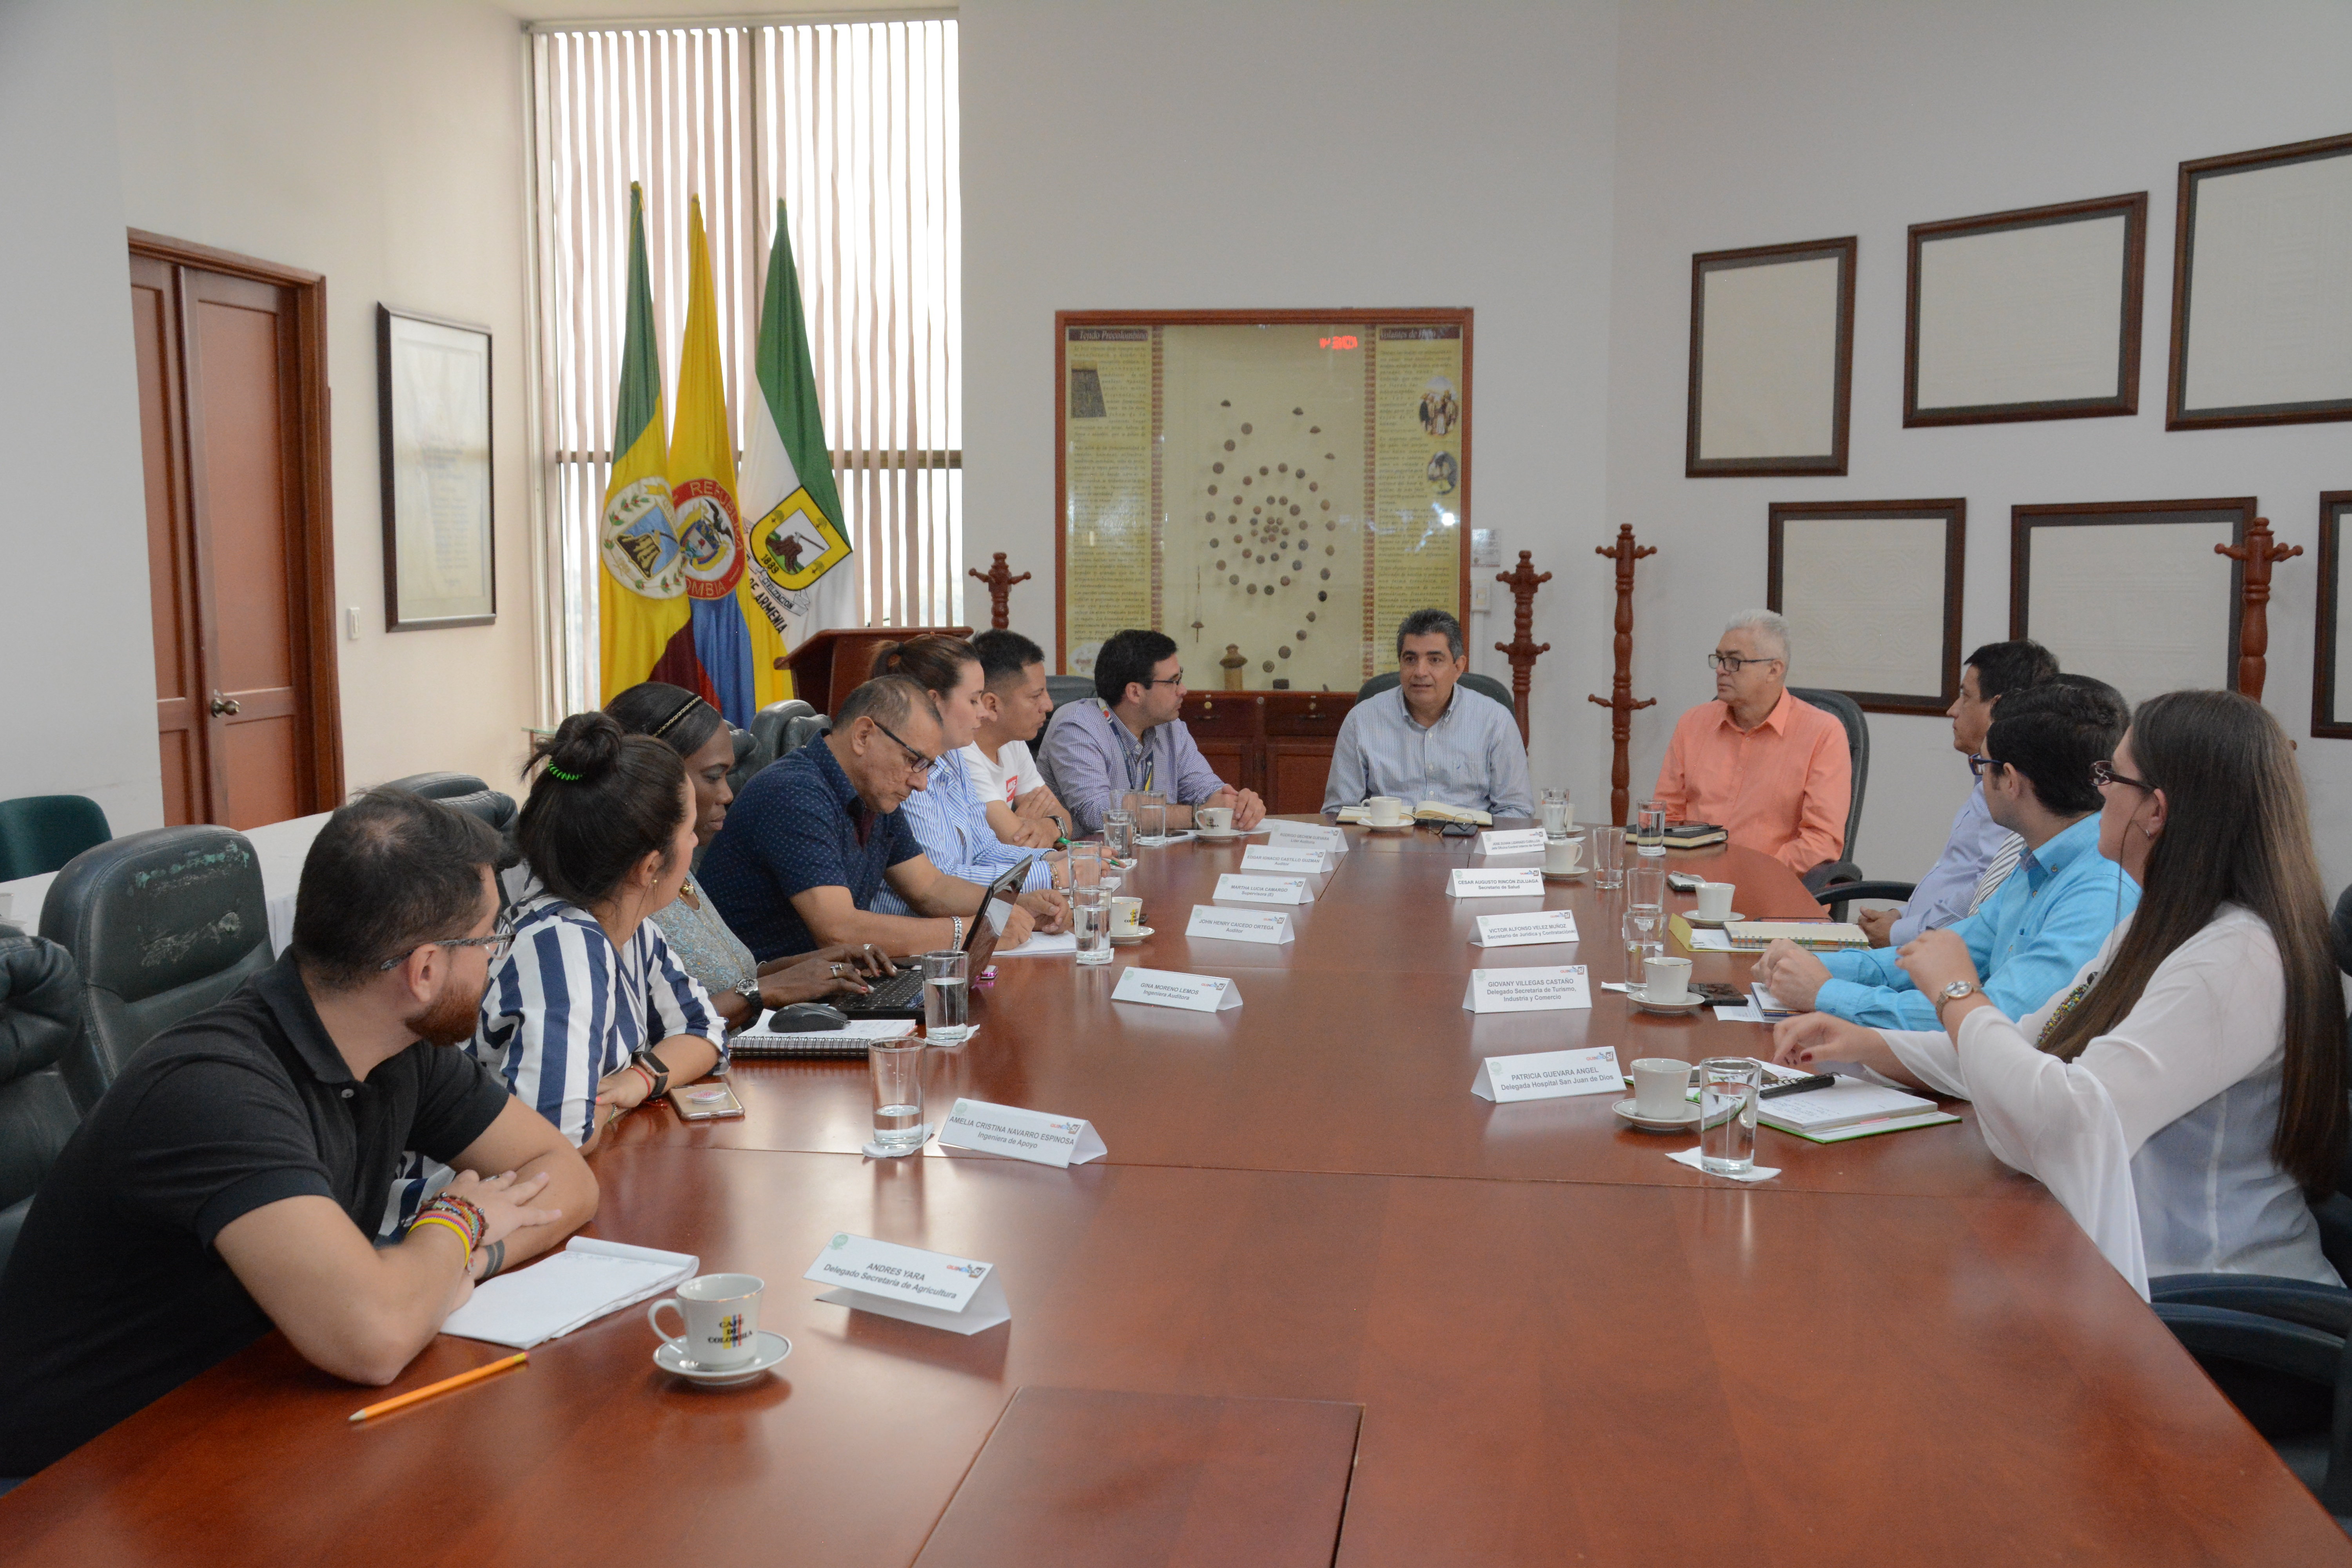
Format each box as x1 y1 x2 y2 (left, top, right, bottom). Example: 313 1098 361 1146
631 1046 672 1099
1938 980 1980 1008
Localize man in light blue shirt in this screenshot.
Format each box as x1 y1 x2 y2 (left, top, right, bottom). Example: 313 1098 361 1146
1862 639 2057 947
1757 681 2136 1032
1036 628 1264 836
873 747 1054 916
1322 609 1533 819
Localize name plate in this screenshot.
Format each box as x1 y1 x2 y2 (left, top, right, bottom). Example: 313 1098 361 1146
1446 868 1545 898
938 1098 1106 1168
1471 1045 1622 1103
1267 823 1347 855
1111 966 1243 1012
804 1232 1012 1336
1241 846 1331 875
1472 910 1581 948
1185 906 1294 945
1477 828 1548 856
1215 873 1312 905
1460 964 1593 1014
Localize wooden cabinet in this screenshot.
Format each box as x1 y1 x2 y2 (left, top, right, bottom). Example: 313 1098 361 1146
1178 691 1357 816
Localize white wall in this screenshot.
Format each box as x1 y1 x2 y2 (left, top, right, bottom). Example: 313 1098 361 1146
1605 0 2352 885
959 0 1621 766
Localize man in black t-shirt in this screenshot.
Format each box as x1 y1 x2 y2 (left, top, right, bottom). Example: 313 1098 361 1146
0 791 599 1479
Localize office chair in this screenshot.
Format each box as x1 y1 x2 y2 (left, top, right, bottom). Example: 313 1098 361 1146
0 795 113 881
0 933 105 1275
780 713 832 757
1045 675 1096 713
1784 688 1871 900
1354 670 1518 712
747 700 815 783
378 772 492 802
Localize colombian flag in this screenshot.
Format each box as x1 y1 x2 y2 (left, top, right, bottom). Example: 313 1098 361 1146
595 183 689 706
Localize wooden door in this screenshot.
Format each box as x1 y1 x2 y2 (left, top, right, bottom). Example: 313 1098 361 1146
130 234 340 828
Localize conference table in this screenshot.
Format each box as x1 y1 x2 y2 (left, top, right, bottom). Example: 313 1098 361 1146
5 824 2346 1564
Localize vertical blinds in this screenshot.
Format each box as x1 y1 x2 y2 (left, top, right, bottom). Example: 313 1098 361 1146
527 16 962 717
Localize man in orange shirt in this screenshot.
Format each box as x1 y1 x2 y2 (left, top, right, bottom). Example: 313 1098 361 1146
1651 610 1850 878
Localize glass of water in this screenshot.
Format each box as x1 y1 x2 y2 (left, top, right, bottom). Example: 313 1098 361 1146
1063 840 1102 895
1073 886 1112 965
1102 808 1136 864
1592 826 1627 889
1622 906 1664 980
869 1036 927 1152
1698 1057 1762 1174
1635 799 1667 848
1540 788 1571 838
1629 860 1666 918
1132 791 1168 843
922 949 973 1045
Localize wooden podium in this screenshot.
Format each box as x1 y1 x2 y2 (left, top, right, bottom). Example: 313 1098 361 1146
780 627 973 715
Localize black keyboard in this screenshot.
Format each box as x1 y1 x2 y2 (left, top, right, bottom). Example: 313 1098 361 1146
835 965 926 1017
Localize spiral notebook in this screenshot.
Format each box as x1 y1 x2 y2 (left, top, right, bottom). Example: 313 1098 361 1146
730 1014 917 1059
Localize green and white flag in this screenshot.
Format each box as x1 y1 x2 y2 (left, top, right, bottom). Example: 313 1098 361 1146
739 200 856 647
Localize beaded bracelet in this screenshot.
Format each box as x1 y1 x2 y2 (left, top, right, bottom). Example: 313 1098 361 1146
409 1213 475 1265
431 1192 488 1249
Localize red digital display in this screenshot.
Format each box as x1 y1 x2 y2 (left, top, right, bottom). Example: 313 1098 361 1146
1318 335 1359 351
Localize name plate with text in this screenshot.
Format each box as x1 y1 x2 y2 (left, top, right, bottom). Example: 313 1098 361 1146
1460 965 1592 1014
1447 868 1545 899
1185 906 1294 945
1241 846 1332 875
1471 1045 1622 1103
1477 829 1548 856
1267 823 1347 855
1111 966 1243 1013
805 1232 1011 1336
938 1098 1107 1168
1472 910 1581 948
1215 873 1312 905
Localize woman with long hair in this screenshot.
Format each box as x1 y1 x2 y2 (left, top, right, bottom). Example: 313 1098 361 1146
604 682 892 1029
1775 690 2347 1295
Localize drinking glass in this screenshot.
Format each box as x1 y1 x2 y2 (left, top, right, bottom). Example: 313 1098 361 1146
1635 799 1667 849
1698 1057 1762 1175
1102 808 1136 864
921 949 973 1045
1629 860 1666 920
1622 907 1664 980
1063 841 1102 894
1073 886 1112 966
1133 791 1169 843
1539 788 1572 838
1592 826 1627 889
869 1036 927 1152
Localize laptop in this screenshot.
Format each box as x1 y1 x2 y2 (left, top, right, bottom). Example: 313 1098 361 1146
833 854 1036 1020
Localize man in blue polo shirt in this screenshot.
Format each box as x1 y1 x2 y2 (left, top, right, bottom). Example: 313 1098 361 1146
1754 682 2137 1031
701 675 1065 961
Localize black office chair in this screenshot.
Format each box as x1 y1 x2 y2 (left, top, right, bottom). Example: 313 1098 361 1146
747 700 815 782
1784 687 1873 900
39 826 273 1087
780 713 832 757
724 727 767 798
0 795 113 881
0 933 106 1275
1355 669 1517 712
378 772 492 802
435 788 517 836
1045 675 1096 713
2334 884 2352 975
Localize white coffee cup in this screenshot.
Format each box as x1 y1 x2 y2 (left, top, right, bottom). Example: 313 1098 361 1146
1367 796 1410 827
1544 834 1584 875
1695 881 1735 922
1111 895 1143 933
648 1272 764 1370
1644 955 1693 1004
1632 1057 1691 1119
1196 805 1232 833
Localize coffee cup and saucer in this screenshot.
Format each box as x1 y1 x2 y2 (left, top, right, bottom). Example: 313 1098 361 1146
1108 896 1152 945
1613 1056 1700 1132
1684 881 1742 927
649 1273 791 1386
1542 832 1586 882
1627 955 1704 1014
1363 796 1414 832
1193 805 1243 842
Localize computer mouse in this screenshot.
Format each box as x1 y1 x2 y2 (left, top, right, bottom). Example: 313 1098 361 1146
767 1002 849 1031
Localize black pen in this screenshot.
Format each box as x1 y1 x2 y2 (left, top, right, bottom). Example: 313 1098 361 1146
1760 1073 1836 1099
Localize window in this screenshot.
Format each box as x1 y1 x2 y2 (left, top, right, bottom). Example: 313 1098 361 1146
526 18 961 715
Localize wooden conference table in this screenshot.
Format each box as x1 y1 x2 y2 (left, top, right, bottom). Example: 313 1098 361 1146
5 825 2346 1564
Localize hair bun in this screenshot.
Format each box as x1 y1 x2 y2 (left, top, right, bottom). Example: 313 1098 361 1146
869 639 909 678
539 710 624 784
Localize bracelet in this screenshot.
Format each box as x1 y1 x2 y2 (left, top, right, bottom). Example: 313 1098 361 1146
629 1061 658 1097
427 1192 488 1249
951 915 964 950
409 1212 475 1267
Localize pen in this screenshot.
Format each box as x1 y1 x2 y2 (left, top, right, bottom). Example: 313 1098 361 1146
349 1351 528 1424
1760 1074 1836 1099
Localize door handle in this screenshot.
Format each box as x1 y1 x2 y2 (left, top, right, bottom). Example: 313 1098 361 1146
209 691 241 717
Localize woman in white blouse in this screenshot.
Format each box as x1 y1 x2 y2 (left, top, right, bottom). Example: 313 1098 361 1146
1775 690 2347 1297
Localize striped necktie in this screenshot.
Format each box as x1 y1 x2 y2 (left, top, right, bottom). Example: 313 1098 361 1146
1967 831 2025 915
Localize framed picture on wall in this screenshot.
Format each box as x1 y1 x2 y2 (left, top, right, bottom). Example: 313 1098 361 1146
2312 492 2352 739
2011 499 2252 710
1905 193 2146 426
378 305 495 630
2167 132 2352 431
1686 237 1856 477
1766 499 1964 715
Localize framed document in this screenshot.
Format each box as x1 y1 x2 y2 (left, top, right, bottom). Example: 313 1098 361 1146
1905 193 2146 426
2167 132 2352 430
1686 237 1856 477
378 305 495 630
2313 492 2352 739
1767 499 1964 715
2011 499 2252 710
1054 310 1470 690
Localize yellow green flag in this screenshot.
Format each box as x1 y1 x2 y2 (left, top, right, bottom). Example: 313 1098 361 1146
595 182 689 704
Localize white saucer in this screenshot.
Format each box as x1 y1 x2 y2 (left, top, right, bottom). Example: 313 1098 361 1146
1612 1097 1700 1133
1684 911 1746 928
1626 986 1706 1015
1109 925 1154 946
654 1329 791 1385
1364 819 1416 833
1194 828 1244 842
1541 868 1587 882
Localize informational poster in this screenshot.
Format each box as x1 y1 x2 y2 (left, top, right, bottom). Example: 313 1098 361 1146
1059 312 1467 688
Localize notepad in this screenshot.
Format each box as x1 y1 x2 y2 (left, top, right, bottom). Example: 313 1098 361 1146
1756 1080 1949 1136
730 1015 917 1058
994 931 1080 957
1722 919 1869 952
440 1237 699 1349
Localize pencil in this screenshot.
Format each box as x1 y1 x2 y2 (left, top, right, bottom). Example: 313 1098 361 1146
348 1351 528 1424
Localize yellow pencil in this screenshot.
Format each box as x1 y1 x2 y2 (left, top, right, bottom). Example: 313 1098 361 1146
348 1351 528 1424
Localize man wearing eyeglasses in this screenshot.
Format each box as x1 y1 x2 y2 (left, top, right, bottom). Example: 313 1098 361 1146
700 674 1063 962
0 790 597 1482
1037 628 1265 836
1651 610 1850 875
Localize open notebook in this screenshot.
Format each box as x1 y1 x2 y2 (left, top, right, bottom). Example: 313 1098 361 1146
440 1237 699 1349
731 1014 916 1059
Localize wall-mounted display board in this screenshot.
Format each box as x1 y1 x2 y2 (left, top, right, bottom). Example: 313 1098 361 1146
1766 499 1964 715
2168 132 2352 430
2312 492 2352 739
378 305 495 630
2011 498 2251 711
1056 310 1470 691
1905 194 2146 426
1686 237 1855 477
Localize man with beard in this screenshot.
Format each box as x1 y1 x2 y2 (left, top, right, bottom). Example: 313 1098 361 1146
0 790 596 1484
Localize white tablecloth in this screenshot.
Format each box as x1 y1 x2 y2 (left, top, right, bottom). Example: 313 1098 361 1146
0 811 331 956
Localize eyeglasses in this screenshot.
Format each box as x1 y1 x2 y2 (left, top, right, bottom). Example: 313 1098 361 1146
376 916 516 972
1141 669 1185 689
2091 759 2152 793
1706 652 1782 673
869 718 936 777
1966 753 2004 779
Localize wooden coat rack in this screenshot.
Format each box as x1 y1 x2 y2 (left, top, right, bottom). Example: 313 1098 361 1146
1493 551 1552 748
2218 516 2299 702
967 552 1032 631
1586 524 1657 826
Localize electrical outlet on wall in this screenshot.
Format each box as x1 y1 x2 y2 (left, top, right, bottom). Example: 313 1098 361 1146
1470 583 1492 614
346 606 360 641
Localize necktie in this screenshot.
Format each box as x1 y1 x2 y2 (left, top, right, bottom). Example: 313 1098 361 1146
1968 832 2024 915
